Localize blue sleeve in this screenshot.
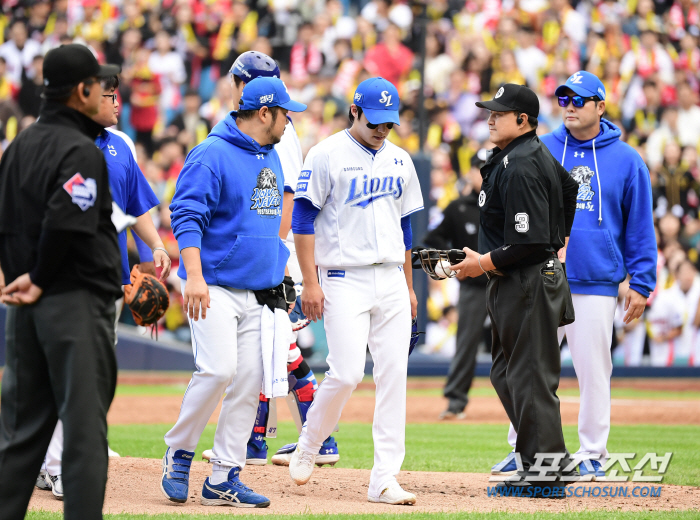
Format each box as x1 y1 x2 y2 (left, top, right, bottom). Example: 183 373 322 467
401 215 412 251
134 232 153 262
169 161 221 250
622 163 658 297
124 146 160 217
291 197 320 234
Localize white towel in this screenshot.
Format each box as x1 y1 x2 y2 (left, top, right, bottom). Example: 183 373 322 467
260 306 290 398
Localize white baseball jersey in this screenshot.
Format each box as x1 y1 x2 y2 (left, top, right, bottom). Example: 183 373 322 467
294 130 423 267
278 117 303 194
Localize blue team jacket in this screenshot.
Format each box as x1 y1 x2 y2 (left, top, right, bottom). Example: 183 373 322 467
96 129 160 284
170 112 289 290
541 119 657 298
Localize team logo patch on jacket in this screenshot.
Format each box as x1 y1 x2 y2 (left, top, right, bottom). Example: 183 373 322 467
250 167 282 218
569 165 596 212
63 172 97 211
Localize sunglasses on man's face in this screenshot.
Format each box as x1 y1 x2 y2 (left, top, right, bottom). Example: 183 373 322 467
558 95 598 108
366 121 394 130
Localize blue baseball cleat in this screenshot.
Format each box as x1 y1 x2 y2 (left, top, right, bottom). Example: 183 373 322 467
246 434 269 466
161 447 195 503
271 436 340 466
491 451 518 475
578 459 606 481
201 467 270 507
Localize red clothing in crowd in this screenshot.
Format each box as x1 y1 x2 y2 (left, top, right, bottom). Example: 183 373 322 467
130 69 162 132
364 42 414 87
290 41 323 82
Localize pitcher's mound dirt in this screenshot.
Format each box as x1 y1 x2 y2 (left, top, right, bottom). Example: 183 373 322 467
29 458 699 515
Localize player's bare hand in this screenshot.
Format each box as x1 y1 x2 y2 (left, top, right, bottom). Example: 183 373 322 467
409 288 417 318
1 273 43 305
153 249 172 281
301 282 324 322
184 275 210 321
139 261 156 276
452 247 483 280
558 236 569 263
623 288 647 324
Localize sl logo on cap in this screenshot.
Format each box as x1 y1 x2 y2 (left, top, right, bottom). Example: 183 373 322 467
379 90 393 107
259 94 274 104
569 72 583 84
354 92 363 103
495 87 504 99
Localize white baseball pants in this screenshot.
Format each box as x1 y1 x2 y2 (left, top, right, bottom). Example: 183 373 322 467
508 293 617 460
43 296 125 475
298 265 411 498
164 284 264 470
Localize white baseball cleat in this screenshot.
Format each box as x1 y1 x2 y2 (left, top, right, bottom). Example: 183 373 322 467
289 446 316 485
368 481 416 505
107 446 120 458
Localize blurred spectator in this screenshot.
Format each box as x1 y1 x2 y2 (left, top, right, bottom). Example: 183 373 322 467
18 55 43 118
364 24 414 86
676 81 700 148
0 20 41 86
290 22 323 85
148 30 186 125
167 89 211 149
129 47 161 155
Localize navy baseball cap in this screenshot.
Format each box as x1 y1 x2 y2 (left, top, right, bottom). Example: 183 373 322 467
238 76 307 112
555 71 606 101
353 77 401 125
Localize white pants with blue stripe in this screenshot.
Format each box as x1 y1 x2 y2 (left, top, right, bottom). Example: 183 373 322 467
298 264 411 499
164 283 264 471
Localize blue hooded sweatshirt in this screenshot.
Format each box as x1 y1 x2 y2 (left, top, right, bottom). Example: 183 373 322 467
170 112 289 290
540 119 657 298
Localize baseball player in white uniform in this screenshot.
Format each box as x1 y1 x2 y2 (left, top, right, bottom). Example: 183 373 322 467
199 51 339 467
288 77 423 505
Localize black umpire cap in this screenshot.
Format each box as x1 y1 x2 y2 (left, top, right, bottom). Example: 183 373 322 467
43 43 120 98
476 83 539 119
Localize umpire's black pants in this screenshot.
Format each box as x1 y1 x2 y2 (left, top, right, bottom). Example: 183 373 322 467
443 281 488 413
0 289 117 520
486 257 573 474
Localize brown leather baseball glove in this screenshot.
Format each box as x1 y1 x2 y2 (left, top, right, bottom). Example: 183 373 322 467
124 265 169 326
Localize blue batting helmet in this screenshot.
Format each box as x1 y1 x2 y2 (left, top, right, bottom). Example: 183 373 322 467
230 51 280 83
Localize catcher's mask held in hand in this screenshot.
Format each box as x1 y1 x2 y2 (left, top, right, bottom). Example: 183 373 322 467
124 265 169 334
413 248 466 280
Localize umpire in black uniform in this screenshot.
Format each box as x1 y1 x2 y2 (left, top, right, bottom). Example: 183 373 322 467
0 44 121 519
424 152 488 420
453 84 578 496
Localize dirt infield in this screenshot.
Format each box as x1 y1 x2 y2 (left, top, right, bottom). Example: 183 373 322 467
28 458 700 515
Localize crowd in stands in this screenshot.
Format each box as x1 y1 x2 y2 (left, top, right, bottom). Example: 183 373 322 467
0 0 699 365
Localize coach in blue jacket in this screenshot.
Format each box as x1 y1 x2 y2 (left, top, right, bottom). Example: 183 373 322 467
161 76 306 508
494 71 657 480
